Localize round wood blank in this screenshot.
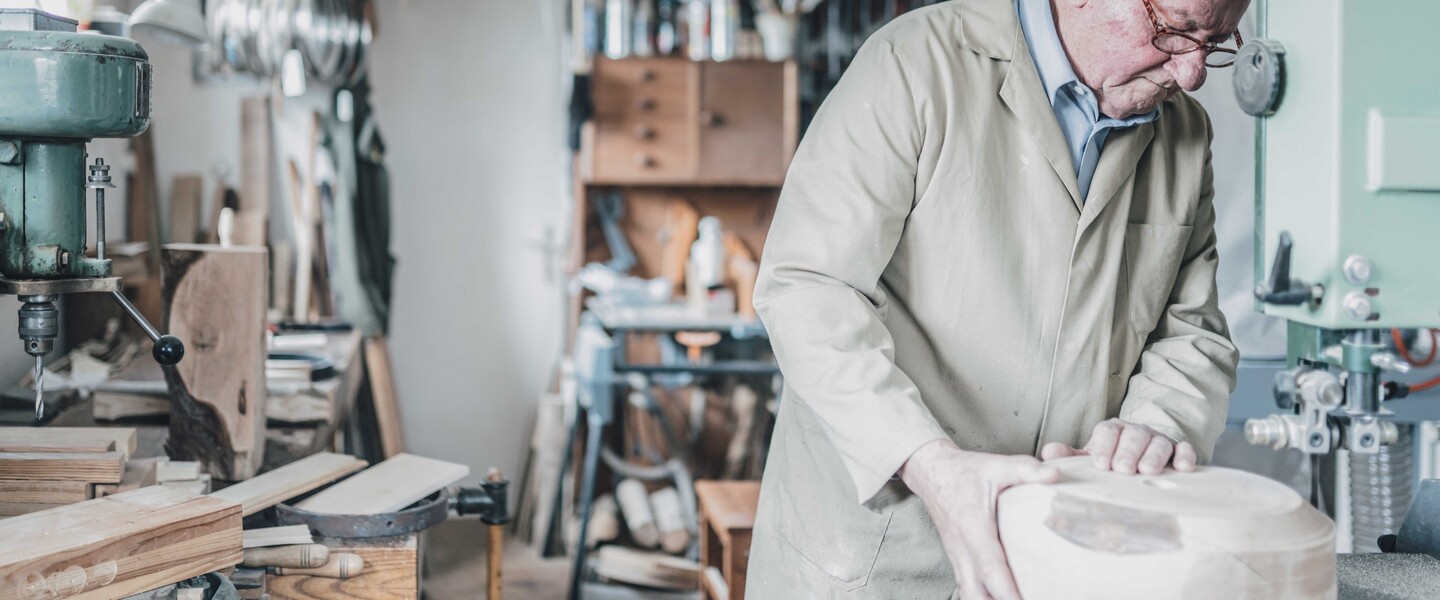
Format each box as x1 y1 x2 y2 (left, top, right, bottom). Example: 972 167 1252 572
998 457 1336 599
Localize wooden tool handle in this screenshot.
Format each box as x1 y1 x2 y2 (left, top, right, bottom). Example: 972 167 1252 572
242 544 330 568
274 553 363 579
488 523 504 600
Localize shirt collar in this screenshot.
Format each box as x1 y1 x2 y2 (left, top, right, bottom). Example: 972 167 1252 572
1015 0 1160 124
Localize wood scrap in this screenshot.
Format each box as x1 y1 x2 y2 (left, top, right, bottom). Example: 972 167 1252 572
0 486 242 600
163 244 269 481
0 451 123 484
593 545 699 591
295 453 467 515
93 394 168 421
237 97 270 247
210 452 367 517
650 486 690 554
161 475 211 495
243 525 314 549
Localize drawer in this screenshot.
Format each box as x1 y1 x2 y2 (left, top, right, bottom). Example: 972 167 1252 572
593 58 694 119
591 117 696 183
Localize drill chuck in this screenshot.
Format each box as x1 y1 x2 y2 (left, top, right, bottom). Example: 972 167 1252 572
17 295 57 357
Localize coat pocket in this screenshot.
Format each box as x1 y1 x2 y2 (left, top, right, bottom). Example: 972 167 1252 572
1123 223 1193 338
771 426 895 591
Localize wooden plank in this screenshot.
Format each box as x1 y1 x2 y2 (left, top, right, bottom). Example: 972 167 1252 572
210 452 367 517
0 452 124 484
156 461 202 482
267 536 418 600
0 487 242 600
168 175 204 244
0 501 65 517
92 393 168 421
363 337 405 459
0 428 137 459
163 244 269 481
237 97 270 246
295 454 468 516
243 525 314 549
0 480 91 504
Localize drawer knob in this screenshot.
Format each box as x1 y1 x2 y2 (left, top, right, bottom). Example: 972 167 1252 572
633 125 656 140
638 69 656 82
636 153 656 168
636 98 657 112
700 110 725 127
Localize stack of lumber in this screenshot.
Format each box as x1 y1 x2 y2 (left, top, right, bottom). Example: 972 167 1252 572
0 486 242 599
0 427 137 516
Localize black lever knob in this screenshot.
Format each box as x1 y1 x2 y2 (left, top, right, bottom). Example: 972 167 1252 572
1255 231 1313 306
153 334 185 365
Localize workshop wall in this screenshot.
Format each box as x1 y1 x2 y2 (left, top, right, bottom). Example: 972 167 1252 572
111 0 570 486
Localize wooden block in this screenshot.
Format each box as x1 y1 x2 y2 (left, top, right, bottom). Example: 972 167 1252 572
157 461 202 482
266 536 418 600
0 428 137 459
163 244 269 481
0 486 242 600
238 97 271 245
0 452 124 484
243 525 314 549
93 458 161 498
0 480 91 504
210 452 367 517
295 454 467 516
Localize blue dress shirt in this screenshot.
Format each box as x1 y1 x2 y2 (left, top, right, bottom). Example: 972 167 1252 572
1015 0 1159 200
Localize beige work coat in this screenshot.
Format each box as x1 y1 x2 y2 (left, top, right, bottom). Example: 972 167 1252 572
746 0 1240 597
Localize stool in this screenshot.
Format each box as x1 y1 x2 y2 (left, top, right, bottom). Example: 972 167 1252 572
695 480 760 600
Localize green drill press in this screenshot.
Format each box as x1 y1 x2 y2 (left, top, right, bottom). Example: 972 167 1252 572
0 9 184 421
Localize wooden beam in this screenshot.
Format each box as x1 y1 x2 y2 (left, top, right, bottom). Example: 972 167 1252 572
0 452 124 484
168 175 204 244
295 454 468 516
237 97 270 246
163 244 269 481
210 452 367 517
0 428 137 459
0 486 242 600
94 458 161 498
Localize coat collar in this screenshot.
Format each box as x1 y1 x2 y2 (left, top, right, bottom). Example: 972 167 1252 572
970 0 1156 220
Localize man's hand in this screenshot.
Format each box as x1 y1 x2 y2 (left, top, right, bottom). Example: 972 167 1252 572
898 439 1059 600
1039 418 1197 476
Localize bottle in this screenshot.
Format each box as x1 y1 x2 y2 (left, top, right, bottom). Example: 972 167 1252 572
656 0 679 55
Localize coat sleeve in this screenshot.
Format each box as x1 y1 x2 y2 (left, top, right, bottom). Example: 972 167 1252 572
754 37 949 505
1119 119 1241 464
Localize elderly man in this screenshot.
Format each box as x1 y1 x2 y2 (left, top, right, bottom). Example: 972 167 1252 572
747 0 1246 598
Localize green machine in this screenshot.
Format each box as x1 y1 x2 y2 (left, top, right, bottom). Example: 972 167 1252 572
0 9 183 420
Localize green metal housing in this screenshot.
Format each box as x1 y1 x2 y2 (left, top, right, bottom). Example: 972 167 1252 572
0 28 150 279
1255 0 1440 330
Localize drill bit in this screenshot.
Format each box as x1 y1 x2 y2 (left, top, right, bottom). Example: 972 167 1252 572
33 355 43 422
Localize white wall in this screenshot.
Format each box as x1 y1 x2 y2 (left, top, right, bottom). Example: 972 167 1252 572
368 0 571 485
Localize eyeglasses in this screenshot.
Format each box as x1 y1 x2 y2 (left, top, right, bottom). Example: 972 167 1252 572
1142 0 1244 68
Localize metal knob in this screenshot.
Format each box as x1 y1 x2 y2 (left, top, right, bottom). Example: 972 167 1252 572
636 153 655 168
633 125 655 140
635 98 656 112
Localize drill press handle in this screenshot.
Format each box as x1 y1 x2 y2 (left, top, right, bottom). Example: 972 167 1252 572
109 290 185 365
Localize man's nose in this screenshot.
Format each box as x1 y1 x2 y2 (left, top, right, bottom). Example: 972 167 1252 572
1170 52 1208 91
